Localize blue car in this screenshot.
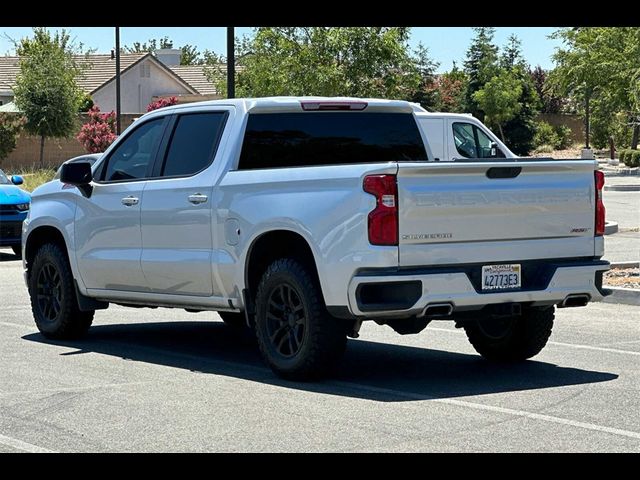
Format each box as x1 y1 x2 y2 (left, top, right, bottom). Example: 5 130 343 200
0 169 30 257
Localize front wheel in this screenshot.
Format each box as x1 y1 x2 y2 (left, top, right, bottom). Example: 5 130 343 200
463 306 554 362
28 243 94 339
254 258 347 380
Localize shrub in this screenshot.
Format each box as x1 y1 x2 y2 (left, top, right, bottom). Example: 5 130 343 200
534 121 560 150
619 149 628 163
553 124 573 149
147 96 178 112
621 149 640 168
78 93 94 112
533 144 555 154
76 106 117 153
0 114 25 165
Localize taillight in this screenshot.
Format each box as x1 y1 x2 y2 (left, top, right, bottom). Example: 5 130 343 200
363 174 398 246
595 170 606 236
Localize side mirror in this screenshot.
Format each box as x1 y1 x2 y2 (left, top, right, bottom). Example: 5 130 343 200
10 175 24 185
489 141 498 157
60 161 93 185
60 161 93 197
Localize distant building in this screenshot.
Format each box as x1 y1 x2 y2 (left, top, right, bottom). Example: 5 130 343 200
0 49 226 113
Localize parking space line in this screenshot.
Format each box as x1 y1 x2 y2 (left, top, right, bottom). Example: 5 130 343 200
426 326 640 356
331 381 640 441
0 433 55 453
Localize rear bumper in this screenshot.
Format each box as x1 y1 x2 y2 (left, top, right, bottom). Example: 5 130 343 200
346 258 610 318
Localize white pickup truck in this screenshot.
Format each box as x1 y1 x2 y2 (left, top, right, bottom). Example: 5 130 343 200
22 97 610 380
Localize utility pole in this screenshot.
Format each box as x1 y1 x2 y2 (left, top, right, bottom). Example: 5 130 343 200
227 27 235 99
115 27 122 135
584 92 590 149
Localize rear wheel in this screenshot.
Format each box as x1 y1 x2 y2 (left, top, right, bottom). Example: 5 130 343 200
28 243 94 339
463 306 554 362
254 258 347 380
12 245 21 257
218 311 247 329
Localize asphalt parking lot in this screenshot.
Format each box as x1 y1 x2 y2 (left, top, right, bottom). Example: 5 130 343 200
0 249 638 452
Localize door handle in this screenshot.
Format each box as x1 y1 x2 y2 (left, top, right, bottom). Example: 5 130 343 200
486 167 522 179
188 193 208 205
121 196 139 206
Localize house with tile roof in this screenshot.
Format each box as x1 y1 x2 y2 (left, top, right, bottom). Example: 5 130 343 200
0 49 223 113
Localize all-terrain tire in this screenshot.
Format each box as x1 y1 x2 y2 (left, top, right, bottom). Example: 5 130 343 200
463 306 554 361
254 258 347 380
28 243 94 339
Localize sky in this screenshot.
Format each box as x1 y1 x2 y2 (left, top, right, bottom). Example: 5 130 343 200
0 27 562 72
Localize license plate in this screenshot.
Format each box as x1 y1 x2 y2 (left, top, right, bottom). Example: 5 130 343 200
481 264 521 291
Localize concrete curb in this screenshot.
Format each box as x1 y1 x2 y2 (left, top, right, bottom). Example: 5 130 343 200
604 184 640 192
604 221 619 235
599 287 640 306
610 261 640 268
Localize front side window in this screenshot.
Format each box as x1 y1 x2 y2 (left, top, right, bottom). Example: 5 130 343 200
161 112 227 177
101 118 165 182
452 122 477 158
239 112 428 170
453 122 504 159
0 169 10 185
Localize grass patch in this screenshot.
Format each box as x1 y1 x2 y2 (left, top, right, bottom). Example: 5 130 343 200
14 167 57 192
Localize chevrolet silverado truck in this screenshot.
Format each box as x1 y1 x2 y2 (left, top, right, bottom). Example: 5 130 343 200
22 97 610 380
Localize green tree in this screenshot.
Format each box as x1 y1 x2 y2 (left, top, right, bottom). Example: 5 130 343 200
463 27 499 120
125 36 173 53
125 37 223 66
550 27 640 149
499 37 540 155
434 63 468 112
473 71 522 140
407 43 440 110
13 28 86 166
530 66 564 114
213 27 430 100
179 44 200 65
501 34 527 70
0 115 24 165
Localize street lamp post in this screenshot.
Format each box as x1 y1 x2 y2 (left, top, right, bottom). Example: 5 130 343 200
115 27 121 135
227 27 235 99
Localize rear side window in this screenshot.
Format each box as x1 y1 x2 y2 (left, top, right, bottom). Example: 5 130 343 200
161 112 227 177
238 112 427 170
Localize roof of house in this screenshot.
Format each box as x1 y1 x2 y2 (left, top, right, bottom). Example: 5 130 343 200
76 53 149 92
0 53 149 94
168 65 220 95
0 52 220 96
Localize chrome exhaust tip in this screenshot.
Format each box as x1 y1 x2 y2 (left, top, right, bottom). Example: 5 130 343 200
560 294 590 308
422 302 454 318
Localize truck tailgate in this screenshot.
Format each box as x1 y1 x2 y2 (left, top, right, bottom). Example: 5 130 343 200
397 160 597 266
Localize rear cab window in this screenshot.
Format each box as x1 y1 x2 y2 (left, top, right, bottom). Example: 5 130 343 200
159 112 228 177
238 112 428 170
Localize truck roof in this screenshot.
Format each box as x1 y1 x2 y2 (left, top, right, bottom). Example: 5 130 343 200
143 96 425 117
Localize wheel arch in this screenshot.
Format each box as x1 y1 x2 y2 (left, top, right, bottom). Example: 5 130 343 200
25 226 69 279
244 229 323 304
